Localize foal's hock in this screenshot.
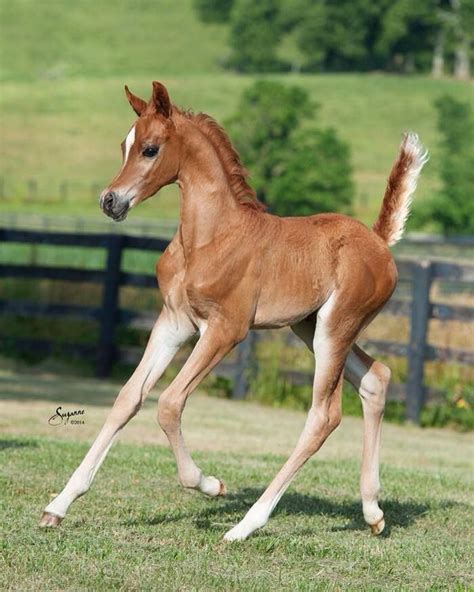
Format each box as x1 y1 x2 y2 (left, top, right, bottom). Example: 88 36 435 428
40 81 428 541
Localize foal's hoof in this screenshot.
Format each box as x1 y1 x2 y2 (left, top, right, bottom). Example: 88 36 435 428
193 475 227 497
39 512 63 528
218 479 227 496
201 476 226 497
370 518 385 536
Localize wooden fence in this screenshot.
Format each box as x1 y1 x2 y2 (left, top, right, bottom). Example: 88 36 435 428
1 228 473 423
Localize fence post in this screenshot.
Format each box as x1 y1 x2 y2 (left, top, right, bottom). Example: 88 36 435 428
97 234 123 377
406 260 433 423
232 331 257 400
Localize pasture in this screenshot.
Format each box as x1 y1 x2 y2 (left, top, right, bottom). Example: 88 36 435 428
1 364 473 590
2 74 472 228
1 0 472 226
1 1 473 589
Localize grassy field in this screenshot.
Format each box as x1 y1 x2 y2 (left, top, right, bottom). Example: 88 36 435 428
2 74 471 227
1 366 473 590
0 0 229 81
1 1 473 227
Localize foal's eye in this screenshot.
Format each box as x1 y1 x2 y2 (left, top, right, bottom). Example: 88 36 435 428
142 146 159 158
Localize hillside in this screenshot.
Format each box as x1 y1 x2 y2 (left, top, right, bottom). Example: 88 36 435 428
0 0 472 226
0 0 229 81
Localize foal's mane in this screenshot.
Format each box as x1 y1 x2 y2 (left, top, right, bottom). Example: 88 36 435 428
176 108 266 212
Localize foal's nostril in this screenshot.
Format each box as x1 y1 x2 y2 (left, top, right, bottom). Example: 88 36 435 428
103 192 116 211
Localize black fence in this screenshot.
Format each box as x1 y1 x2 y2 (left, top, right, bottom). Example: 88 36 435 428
1 228 473 423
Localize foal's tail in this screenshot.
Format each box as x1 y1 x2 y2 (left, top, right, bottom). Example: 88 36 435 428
373 132 428 246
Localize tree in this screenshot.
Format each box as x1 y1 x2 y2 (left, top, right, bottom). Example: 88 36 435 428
377 0 439 73
193 0 471 76
227 0 284 72
293 0 389 71
269 128 353 216
193 0 234 23
226 80 353 216
417 96 474 234
450 0 473 79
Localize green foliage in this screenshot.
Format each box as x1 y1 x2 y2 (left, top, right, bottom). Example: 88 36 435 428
269 128 353 216
227 0 284 72
292 0 389 71
193 0 471 76
227 80 353 215
193 0 234 23
416 95 474 234
421 399 474 431
250 358 473 431
376 0 439 72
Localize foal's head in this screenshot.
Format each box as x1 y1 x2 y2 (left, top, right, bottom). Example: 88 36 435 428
100 81 180 221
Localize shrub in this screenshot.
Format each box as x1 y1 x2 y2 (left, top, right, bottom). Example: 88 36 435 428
414 95 474 235
227 79 353 216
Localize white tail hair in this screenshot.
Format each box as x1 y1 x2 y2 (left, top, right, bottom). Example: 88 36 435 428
373 132 429 246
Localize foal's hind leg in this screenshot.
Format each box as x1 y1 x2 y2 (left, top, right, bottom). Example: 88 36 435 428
345 345 390 535
224 297 359 541
292 318 389 535
39 310 194 527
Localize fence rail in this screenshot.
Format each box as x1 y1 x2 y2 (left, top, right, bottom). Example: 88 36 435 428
1 228 473 423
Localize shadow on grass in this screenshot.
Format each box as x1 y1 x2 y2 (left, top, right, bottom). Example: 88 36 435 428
0 438 38 450
127 487 456 537
0 374 118 407
196 489 433 537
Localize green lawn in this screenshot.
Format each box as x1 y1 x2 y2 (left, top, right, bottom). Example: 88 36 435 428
1 367 473 590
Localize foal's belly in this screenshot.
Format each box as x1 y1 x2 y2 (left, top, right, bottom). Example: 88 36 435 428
252 275 328 329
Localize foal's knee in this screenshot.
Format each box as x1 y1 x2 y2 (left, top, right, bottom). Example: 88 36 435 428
360 362 390 413
157 393 180 434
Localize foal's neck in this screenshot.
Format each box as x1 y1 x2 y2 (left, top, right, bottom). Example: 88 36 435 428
176 121 241 254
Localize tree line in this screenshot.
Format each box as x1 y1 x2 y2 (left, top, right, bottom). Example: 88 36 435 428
194 0 472 78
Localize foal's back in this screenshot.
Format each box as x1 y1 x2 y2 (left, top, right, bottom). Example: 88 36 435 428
249 211 397 329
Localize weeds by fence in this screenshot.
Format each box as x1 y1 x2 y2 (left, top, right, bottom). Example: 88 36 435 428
1 228 473 423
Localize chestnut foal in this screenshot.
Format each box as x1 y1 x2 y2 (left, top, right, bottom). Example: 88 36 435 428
40 81 427 541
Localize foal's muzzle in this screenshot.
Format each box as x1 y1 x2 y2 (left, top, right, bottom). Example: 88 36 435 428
99 190 130 222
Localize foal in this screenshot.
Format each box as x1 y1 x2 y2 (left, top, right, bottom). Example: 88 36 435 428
40 81 428 541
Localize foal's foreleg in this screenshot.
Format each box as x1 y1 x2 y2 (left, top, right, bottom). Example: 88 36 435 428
345 345 390 535
39 311 194 527
157 323 242 497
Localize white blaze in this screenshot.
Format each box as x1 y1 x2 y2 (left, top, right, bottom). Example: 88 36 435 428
124 125 136 163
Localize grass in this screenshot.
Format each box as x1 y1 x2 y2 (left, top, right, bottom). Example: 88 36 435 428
0 0 229 81
1 366 473 590
2 73 472 227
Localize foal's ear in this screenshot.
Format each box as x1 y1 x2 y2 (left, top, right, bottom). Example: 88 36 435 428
124 85 147 116
151 81 172 118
